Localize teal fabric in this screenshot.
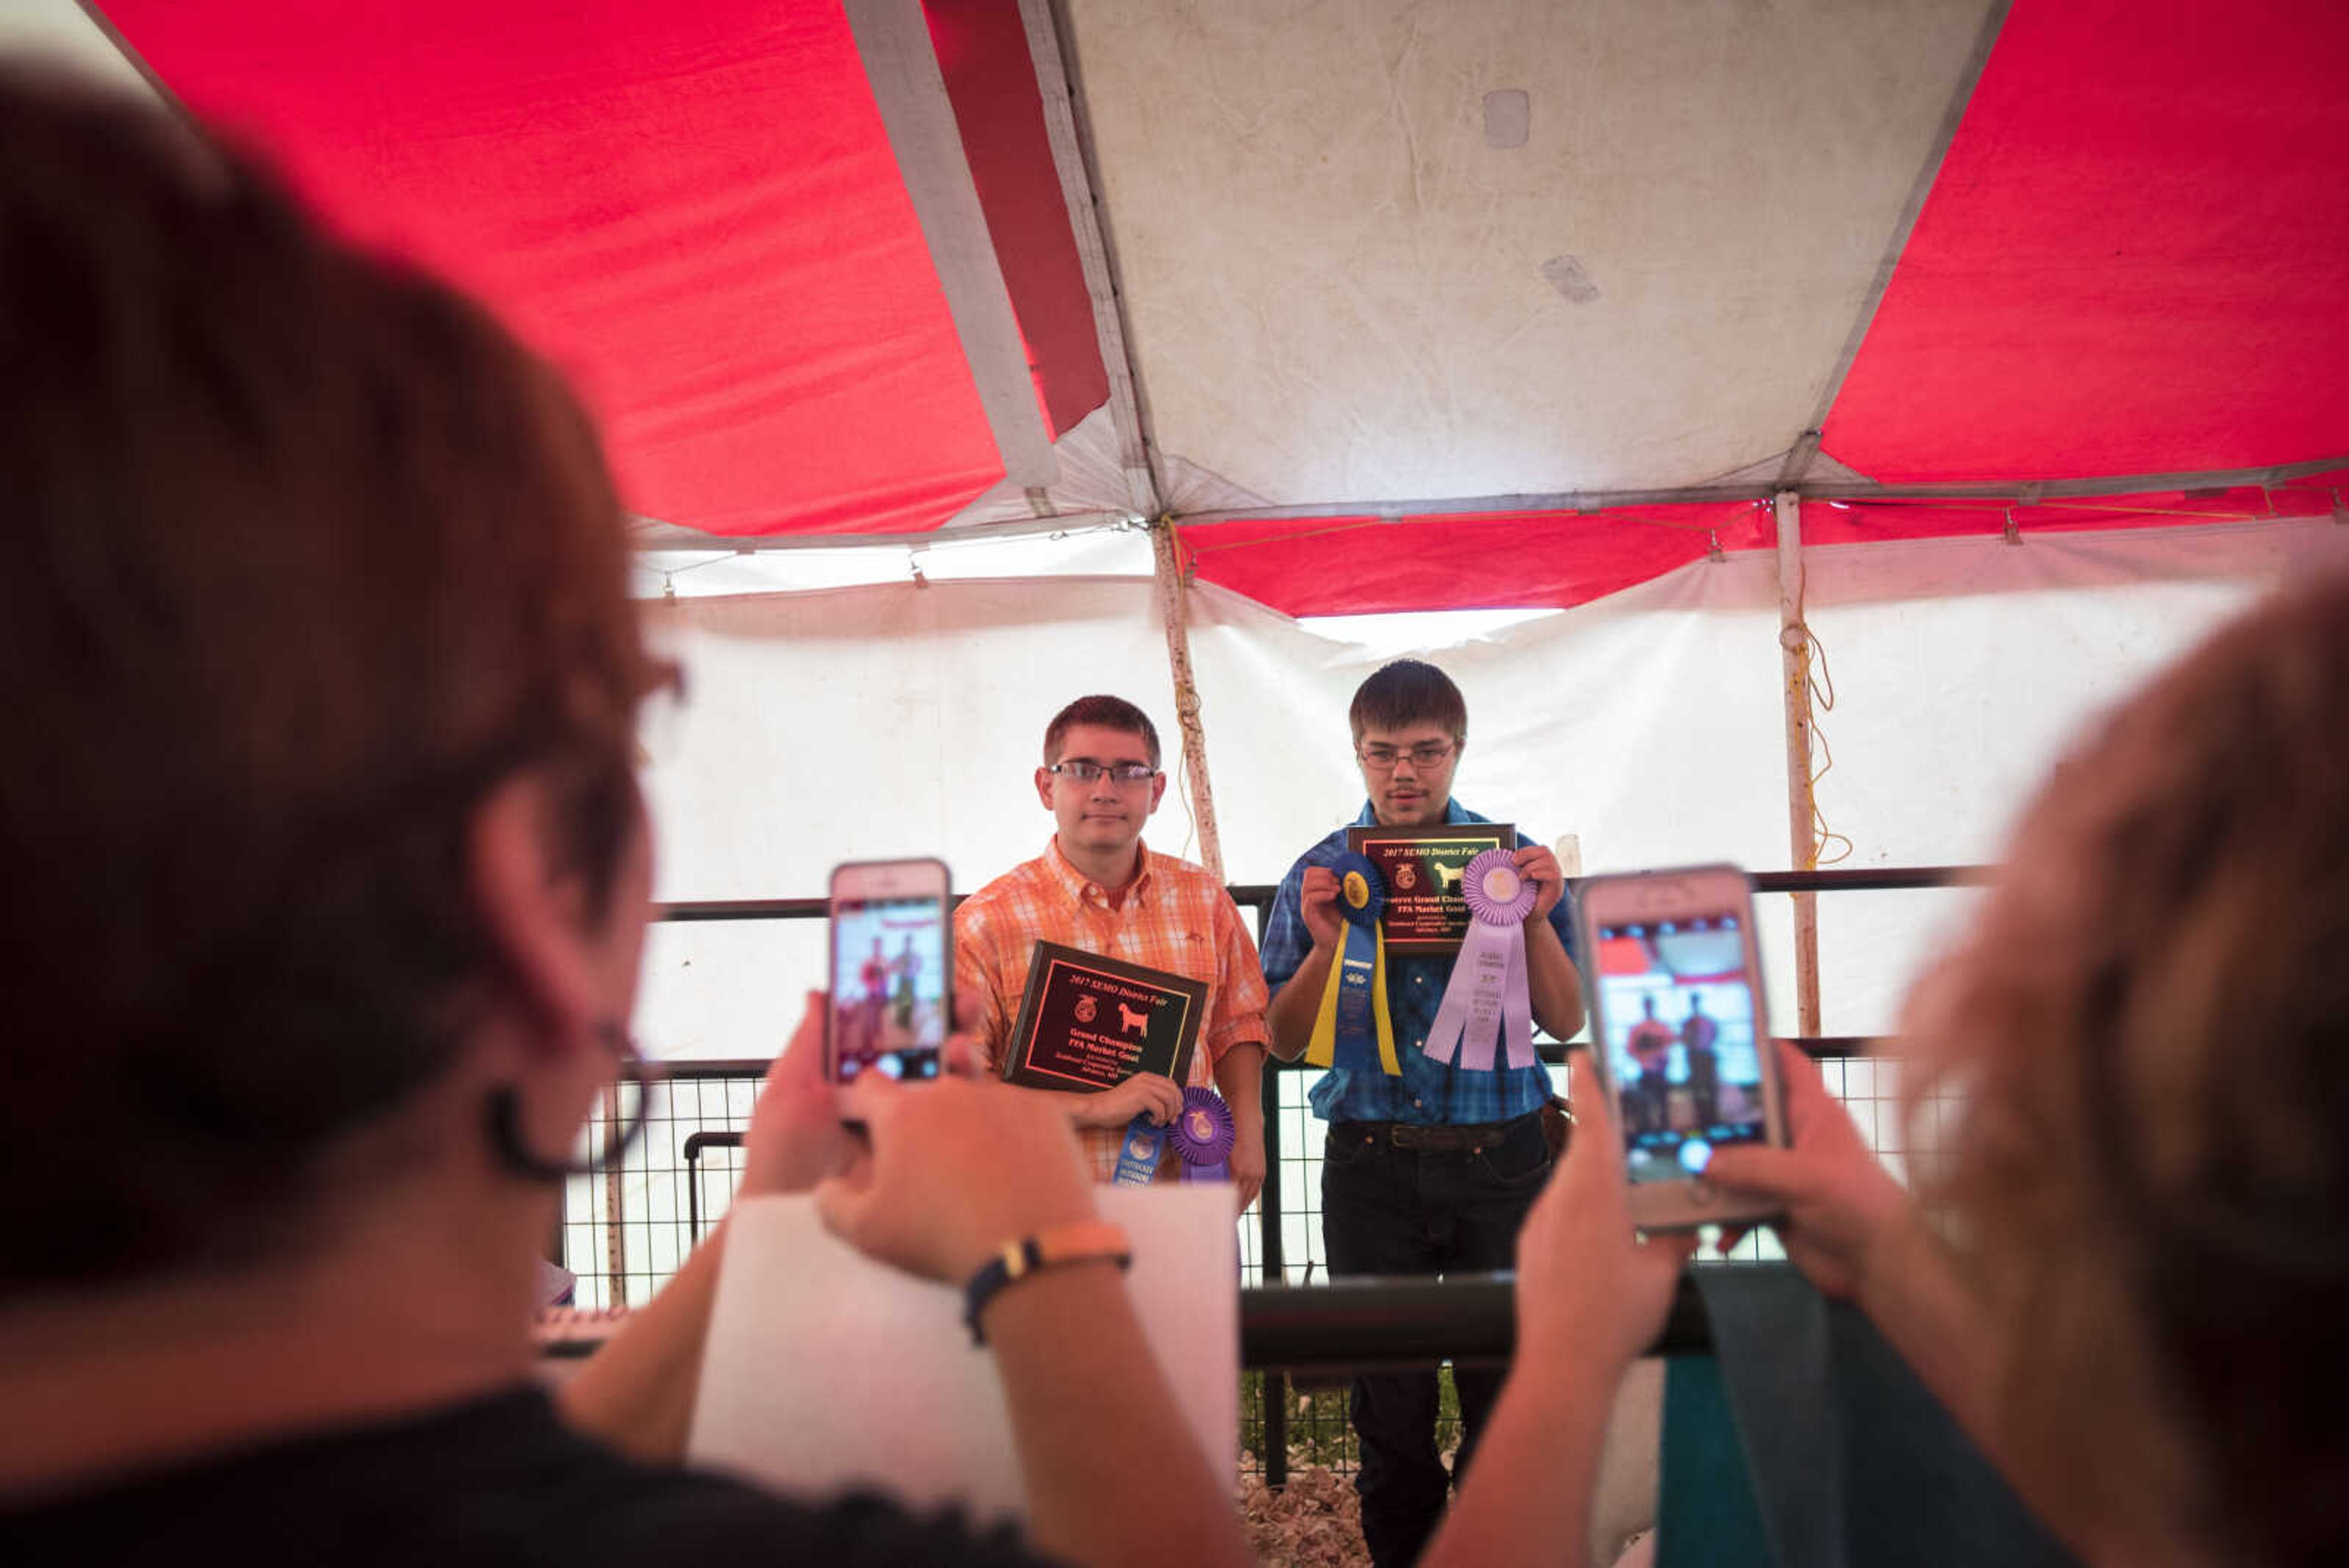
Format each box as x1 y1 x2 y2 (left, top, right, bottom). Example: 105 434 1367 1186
1656 1264 2079 1568
1658 1354 1773 1568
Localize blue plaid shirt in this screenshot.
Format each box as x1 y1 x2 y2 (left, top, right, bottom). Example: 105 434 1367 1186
1261 800 1581 1126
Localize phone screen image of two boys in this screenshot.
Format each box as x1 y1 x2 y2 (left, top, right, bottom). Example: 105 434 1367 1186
831 896 947 1081
1594 913 1767 1184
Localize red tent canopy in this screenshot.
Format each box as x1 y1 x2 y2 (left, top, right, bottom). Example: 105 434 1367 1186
84 0 2349 611
108 0 1009 535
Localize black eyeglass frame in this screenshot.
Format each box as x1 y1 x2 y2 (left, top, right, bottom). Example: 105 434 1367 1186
1354 740 1459 771
487 1022 662 1183
1045 759 1162 786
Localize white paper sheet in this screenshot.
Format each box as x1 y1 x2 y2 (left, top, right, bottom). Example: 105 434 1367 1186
688 1184 1238 1526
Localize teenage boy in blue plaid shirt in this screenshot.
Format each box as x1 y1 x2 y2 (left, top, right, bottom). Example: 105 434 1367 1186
1261 659 1584 1568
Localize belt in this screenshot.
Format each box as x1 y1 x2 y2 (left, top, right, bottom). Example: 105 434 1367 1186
1334 1110 1538 1154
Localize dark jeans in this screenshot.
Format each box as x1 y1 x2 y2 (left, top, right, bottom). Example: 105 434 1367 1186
1687 1052 1720 1126
1321 1111 1553 1568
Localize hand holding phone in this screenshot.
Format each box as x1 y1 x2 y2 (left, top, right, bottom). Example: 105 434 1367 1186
739 991 860 1199
1704 1039 1914 1293
816 1071 1099 1286
1512 1053 1699 1369
827 858 952 1101
1576 864 1787 1230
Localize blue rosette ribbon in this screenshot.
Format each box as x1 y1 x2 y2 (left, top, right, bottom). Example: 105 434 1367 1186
1422 847 1538 1071
1110 1113 1167 1186
1307 851 1401 1076
1169 1086 1236 1183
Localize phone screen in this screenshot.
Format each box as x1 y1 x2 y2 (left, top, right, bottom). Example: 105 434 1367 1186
1595 910 1768 1184
829 893 947 1082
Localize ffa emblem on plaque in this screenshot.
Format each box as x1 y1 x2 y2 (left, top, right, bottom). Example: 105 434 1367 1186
1074 995 1099 1024
1394 861 1418 890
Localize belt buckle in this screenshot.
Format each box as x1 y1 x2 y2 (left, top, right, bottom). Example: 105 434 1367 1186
1396 1123 1473 1153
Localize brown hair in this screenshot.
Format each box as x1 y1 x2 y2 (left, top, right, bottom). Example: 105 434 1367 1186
1902 577 2349 1566
1349 659 1467 744
1043 695 1160 769
0 75 664 1288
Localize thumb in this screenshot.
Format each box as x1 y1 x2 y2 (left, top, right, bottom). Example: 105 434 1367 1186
773 992 827 1087
841 1066 899 1123
1566 1053 1614 1143
812 1169 874 1246
1702 1143 1808 1198
1559 1055 1624 1194
1644 1230 1701 1271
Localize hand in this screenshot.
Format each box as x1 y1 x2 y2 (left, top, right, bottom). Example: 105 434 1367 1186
1514 1055 1696 1370
741 994 993 1197
1704 1039 1915 1299
1227 1118 1266 1213
1512 844 1565 921
1298 864 1346 952
941 992 990 1078
815 1072 1099 1284
740 993 854 1197
1077 1071 1186 1129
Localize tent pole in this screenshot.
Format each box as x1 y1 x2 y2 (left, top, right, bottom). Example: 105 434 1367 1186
1775 491 1822 1038
842 0 1056 488
601 1083 629 1308
1151 518 1226 883
1020 0 1165 516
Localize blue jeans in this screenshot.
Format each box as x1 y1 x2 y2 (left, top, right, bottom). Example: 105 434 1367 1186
1320 1111 1553 1567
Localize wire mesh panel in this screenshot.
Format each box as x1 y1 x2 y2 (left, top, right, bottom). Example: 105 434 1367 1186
555 1049 1946 1451
556 875 1973 1485
561 1066 762 1309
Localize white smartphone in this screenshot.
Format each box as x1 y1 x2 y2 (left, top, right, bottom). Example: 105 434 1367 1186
826 858 952 1094
1576 864 1787 1230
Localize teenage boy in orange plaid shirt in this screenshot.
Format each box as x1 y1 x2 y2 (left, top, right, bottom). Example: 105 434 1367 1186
955 696 1270 1208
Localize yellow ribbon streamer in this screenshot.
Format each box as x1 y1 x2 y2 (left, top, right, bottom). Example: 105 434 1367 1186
1305 869 1400 1075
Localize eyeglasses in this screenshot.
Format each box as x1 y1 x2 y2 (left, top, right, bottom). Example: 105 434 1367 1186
1357 740 1457 771
1047 759 1160 786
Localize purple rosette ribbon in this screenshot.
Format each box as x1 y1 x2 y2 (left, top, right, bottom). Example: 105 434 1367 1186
1168 1086 1236 1183
1421 848 1538 1071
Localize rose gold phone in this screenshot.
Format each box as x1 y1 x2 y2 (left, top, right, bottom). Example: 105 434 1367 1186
826 858 951 1104
1576 865 1786 1230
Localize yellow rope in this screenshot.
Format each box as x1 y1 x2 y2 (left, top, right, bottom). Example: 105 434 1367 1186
1788 617 1852 870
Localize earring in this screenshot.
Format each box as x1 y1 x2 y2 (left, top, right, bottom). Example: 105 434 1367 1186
486 1022 658 1183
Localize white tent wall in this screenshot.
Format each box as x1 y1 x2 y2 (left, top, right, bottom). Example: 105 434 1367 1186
631 518 2348 1065
592 517 2346 1306
1185 565 1792 888
1799 515 2349 1041
636 576 1182 1060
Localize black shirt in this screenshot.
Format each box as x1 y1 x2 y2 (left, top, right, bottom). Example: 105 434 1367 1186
0 1385 1057 1566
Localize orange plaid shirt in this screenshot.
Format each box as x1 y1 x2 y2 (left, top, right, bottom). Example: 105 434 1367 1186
955 837 1269 1182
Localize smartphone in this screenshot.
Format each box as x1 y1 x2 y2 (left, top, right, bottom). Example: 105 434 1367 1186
826 858 952 1093
1576 864 1786 1229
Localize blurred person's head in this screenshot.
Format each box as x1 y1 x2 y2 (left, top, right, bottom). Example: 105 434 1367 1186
1903 576 2349 1567
0 73 666 1295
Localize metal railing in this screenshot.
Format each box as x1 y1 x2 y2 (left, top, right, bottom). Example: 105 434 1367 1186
554 864 1987 1483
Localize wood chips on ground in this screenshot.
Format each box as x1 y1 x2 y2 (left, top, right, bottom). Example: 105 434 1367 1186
1238 1465 1368 1567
